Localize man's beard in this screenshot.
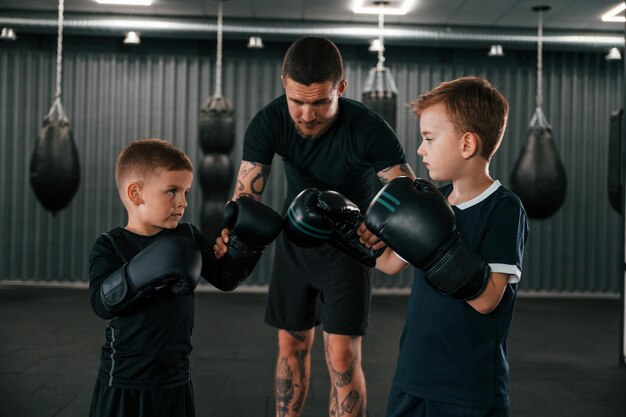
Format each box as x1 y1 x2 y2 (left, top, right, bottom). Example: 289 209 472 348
292 117 336 140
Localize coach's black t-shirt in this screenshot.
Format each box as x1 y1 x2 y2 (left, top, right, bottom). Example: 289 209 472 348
243 95 406 212
88 223 219 390
392 181 529 409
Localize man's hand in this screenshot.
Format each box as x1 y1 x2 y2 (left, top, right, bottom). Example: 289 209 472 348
213 228 230 259
357 222 386 250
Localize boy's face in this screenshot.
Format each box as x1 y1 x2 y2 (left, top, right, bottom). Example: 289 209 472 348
282 76 346 139
416 103 466 182
133 169 193 235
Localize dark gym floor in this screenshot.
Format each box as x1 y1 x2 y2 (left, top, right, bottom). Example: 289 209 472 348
1 285 625 417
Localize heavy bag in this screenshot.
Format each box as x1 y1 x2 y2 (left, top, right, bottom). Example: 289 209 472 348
362 66 398 131
199 95 235 154
198 153 233 195
510 125 567 219
607 109 623 214
201 199 228 242
362 93 397 132
30 118 80 214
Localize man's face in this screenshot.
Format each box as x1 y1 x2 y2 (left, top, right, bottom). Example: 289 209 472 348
282 76 347 139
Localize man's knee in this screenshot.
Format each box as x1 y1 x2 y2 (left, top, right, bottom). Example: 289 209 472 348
324 333 362 371
278 329 314 355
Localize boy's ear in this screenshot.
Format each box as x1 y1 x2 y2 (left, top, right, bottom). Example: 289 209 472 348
127 182 143 205
461 132 480 159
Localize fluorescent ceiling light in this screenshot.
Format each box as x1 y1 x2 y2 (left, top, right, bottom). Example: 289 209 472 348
95 0 152 5
602 2 626 22
352 0 415 15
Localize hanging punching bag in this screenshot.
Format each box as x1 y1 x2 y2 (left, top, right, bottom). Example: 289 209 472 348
199 95 235 154
30 0 80 215
198 95 235 240
510 5 566 220
30 117 80 214
510 109 567 219
362 66 398 131
607 109 623 214
198 0 235 240
198 150 234 239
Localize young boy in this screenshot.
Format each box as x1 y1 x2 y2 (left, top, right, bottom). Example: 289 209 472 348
362 76 530 417
88 138 281 417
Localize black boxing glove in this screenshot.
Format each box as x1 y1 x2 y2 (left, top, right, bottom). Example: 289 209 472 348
365 177 490 300
284 188 383 267
217 196 283 290
100 236 202 315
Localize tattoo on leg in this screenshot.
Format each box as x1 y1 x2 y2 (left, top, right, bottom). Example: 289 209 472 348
329 384 339 417
276 357 294 417
288 330 306 342
292 349 308 413
325 341 356 388
340 390 359 416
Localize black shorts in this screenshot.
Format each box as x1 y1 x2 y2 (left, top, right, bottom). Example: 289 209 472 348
89 379 195 417
264 233 372 336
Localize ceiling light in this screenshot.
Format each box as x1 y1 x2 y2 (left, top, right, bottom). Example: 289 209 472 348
95 0 152 5
352 0 415 15
123 31 141 44
368 38 385 52
602 2 626 22
247 36 264 49
606 47 622 60
487 44 504 57
0 27 17 41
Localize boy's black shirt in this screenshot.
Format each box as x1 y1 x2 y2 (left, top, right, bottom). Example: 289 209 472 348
392 182 529 409
88 223 218 389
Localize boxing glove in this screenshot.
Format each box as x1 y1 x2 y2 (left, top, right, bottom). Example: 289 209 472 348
218 196 283 290
365 177 490 300
284 188 383 267
100 236 202 315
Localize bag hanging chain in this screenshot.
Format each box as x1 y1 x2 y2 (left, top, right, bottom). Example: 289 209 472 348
376 7 386 70
531 6 550 129
214 0 223 99
536 9 543 110
47 0 67 123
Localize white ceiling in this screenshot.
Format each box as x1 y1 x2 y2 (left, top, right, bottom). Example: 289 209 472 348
0 0 623 33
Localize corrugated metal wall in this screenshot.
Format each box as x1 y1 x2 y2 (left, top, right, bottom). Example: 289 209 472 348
0 39 622 292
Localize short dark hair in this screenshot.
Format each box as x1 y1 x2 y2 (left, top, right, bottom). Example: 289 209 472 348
115 138 192 190
281 36 344 86
410 76 509 160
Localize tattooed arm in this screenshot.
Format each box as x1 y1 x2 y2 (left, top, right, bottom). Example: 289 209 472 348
232 160 272 202
376 163 416 184
213 160 272 258
357 163 416 249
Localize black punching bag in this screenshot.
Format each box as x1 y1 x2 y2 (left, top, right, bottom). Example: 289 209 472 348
607 109 623 214
30 117 80 214
198 95 235 240
30 0 80 215
510 109 567 219
362 66 398 131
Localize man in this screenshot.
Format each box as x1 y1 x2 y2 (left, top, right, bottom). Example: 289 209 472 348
214 36 414 417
